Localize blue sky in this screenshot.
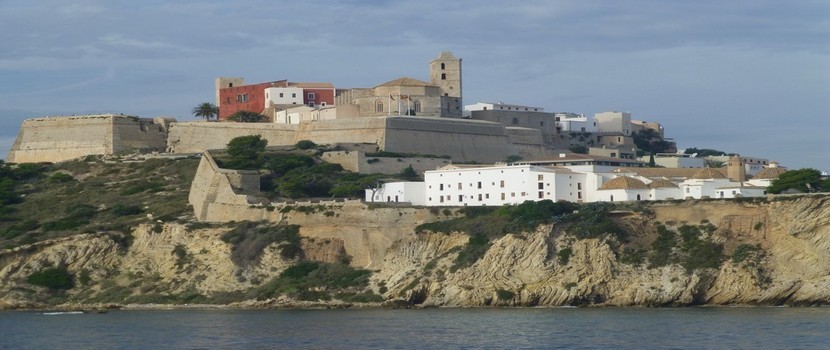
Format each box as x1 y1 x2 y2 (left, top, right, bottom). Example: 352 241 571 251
1 0 828 170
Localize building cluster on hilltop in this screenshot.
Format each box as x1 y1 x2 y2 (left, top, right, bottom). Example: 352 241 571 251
366 155 787 206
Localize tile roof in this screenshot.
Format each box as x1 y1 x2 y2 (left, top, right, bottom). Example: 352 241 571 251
376 77 434 87
600 176 649 190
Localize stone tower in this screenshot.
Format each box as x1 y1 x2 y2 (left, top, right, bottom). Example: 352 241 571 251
429 51 462 99
215 77 245 106
727 155 746 182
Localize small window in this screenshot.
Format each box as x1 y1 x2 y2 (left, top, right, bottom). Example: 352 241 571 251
538 191 543 199
441 73 446 80
458 195 463 202
441 63 446 70
308 93 316 100
537 175 543 181
228 83 233 87
500 180 505 188
512 118 518 125
279 93 284 98
292 93 297 98
477 182 482 189
458 182 462 189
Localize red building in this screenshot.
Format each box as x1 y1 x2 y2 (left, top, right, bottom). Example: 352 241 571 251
217 79 336 121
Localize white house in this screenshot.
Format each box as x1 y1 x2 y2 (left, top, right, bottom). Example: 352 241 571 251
364 182 426 205
595 176 650 202
555 113 598 133
679 168 741 199
746 161 787 187
464 102 544 114
265 87 304 107
715 185 767 199
424 164 587 206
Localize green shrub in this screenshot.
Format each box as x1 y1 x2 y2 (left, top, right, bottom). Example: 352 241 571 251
221 222 302 266
111 204 143 216
172 244 189 268
48 172 74 183
732 243 762 264
295 140 317 150
649 225 676 268
557 247 573 265
27 267 73 290
258 262 373 300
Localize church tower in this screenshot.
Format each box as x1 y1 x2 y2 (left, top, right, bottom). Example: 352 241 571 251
429 51 462 98
727 155 746 183
429 51 462 117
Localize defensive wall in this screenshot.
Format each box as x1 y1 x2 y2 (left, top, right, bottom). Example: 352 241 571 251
188 150 439 268
10 114 553 164
320 150 452 174
7 115 168 163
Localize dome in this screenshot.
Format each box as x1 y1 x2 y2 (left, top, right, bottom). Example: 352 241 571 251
600 176 648 190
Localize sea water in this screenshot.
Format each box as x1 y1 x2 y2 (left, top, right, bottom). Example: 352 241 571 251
1 307 828 349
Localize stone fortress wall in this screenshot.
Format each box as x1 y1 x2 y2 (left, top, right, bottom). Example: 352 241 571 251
9 114 554 165
7 114 169 164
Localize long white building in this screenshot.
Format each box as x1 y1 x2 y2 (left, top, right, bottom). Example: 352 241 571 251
364 155 785 206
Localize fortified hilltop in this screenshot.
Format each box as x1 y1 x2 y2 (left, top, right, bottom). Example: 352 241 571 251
7 52 560 164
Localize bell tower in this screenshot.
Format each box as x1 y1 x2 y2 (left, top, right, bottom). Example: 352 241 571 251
429 51 462 99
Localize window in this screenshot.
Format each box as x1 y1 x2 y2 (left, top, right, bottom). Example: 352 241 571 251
279 93 284 98
500 180 505 188
501 193 505 200
376 101 384 113
477 182 482 189
308 93 316 100
577 183 582 190
511 192 515 197
458 195 463 202
538 183 544 190
458 182 462 189
292 93 297 98
440 196 444 203
228 83 233 87
578 192 582 199
512 118 518 125
236 94 248 102
538 191 543 199
441 63 445 70
610 195 614 202
485 194 490 199
478 194 482 201
414 100 421 113
441 73 446 80
439 184 444 191
308 102 314 107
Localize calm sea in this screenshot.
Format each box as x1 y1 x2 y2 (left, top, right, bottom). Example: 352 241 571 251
1 307 828 349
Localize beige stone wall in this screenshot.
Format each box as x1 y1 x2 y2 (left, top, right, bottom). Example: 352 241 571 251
168 122 299 153
7 115 167 164
188 152 261 221
382 117 517 162
322 150 451 174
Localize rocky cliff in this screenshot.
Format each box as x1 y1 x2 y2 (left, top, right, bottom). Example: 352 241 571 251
1 195 828 309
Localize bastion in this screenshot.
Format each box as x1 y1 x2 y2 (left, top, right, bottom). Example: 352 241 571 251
7 114 170 163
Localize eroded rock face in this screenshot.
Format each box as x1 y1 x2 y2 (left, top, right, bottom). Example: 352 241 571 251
1 196 829 308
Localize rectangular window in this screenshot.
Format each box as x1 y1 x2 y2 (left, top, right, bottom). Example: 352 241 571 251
578 192 582 199
440 196 444 203
485 194 490 199
308 93 316 100
538 191 543 199
458 182 462 190
478 194 482 201
577 183 582 190
538 183 544 190
458 195 463 202
292 93 297 98
511 192 515 197
537 175 543 181
279 93 284 98
501 193 505 200
477 182 482 189
439 184 444 191
500 180 505 188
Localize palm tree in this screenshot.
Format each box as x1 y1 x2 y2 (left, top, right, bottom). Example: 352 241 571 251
192 102 219 121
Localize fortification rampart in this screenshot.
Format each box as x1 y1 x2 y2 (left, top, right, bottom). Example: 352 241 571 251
7 115 168 163
321 150 451 174
188 152 261 221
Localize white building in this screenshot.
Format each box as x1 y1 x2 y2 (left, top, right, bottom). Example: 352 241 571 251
464 102 544 114
265 87 304 107
746 161 787 187
364 182 426 205
707 155 771 176
424 164 587 206
274 105 338 124
639 153 705 168
555 113 598 133
595 111 632 135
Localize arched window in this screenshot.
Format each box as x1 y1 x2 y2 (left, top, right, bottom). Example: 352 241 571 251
636 194 641 201
610 195 614 202
375 101 383 113
414 100 421 113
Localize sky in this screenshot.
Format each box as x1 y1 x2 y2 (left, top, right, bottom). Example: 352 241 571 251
1 0 828 170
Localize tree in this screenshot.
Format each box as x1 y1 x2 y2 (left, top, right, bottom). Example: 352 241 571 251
399 165 418 180
569 145 589 154
228 111 267 123
192 102 219 121
295 140 317 150
767 168 825 194
225 135 267 169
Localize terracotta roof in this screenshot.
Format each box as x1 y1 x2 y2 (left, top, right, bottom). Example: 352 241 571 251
648 179 678 189
753 167 787 179
692 168 727 179
615 167 727 179
600 176 649 190
376 77 433 87
288 82 334 88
